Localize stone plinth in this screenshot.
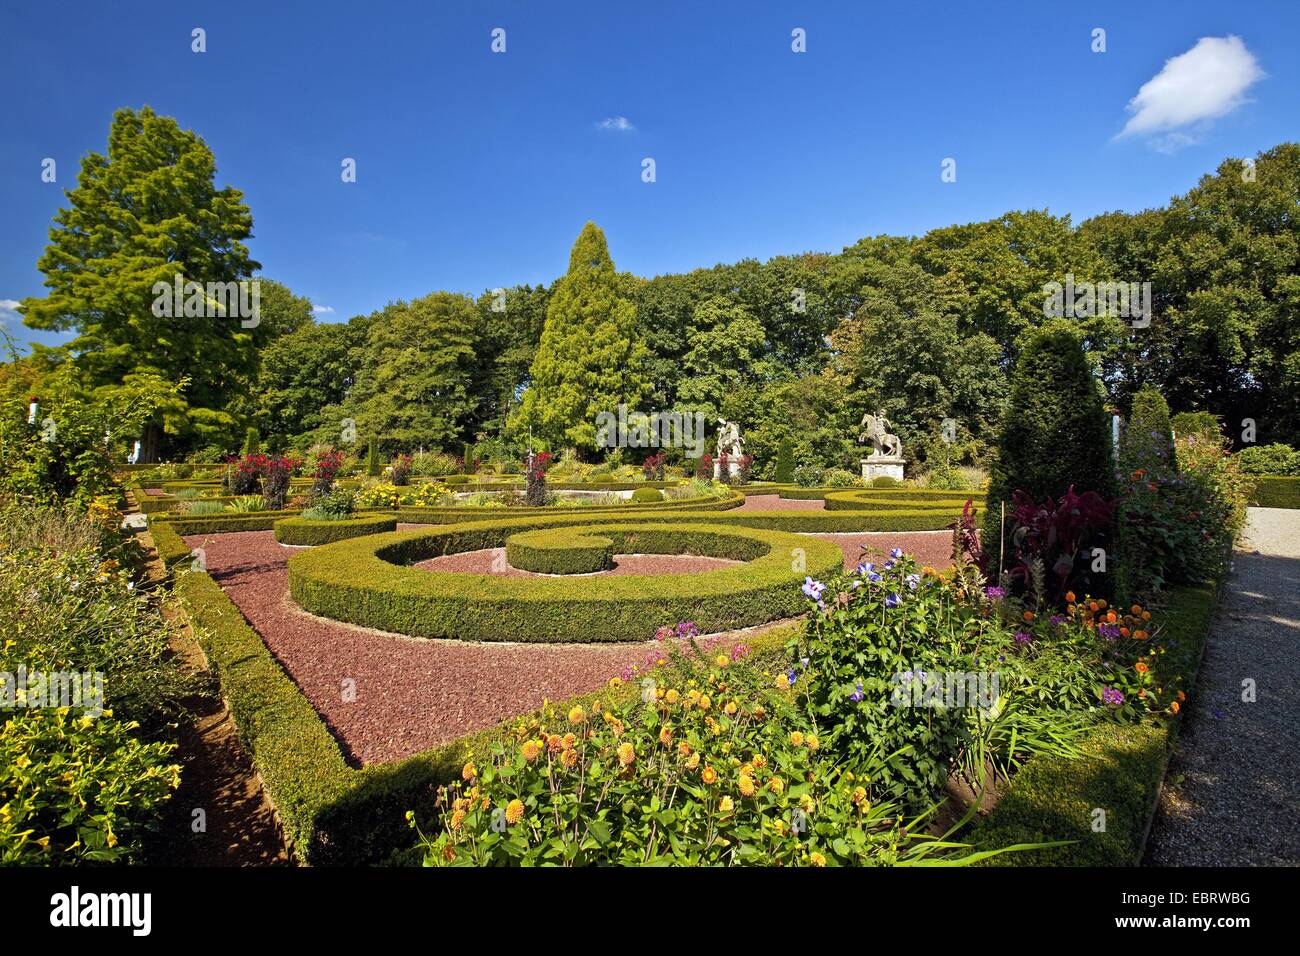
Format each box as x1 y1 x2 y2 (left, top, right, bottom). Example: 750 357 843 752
713 459 742 481
861 456 905 483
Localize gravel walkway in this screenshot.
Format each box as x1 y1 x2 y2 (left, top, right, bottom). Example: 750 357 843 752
736 494 824 511
1145 508 1300 866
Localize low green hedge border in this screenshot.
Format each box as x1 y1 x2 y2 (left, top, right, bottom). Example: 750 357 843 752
288 517 843 643
823 489 986 511
970 582 1219 865
274 514 398 546
1248 476 1300 509
505 528 614 574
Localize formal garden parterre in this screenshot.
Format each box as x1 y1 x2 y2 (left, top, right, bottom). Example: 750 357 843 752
2 115 1296 870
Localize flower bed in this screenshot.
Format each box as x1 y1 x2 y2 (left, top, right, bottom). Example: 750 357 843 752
273 514 398 546
287 518 844 643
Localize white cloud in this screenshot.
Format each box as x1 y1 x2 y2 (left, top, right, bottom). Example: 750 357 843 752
312 304 335 314
596 116 635 132
1117 36 1263 148
0 299 21 326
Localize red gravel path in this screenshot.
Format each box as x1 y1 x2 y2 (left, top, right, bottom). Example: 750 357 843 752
736 493 824 511
183 531 771 766
813 531 955 571
183 525 954 766
416 549 742 576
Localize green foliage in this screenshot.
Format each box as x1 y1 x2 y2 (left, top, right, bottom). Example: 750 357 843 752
774 438 795 483
242 426 261 456
1170 411 1222 443
983 320 1116 575
1115 386 1178 601
514 223 648 453
793 463 824 487
1234 443 1300 476
367 438 381 476
630 487 664 503
1249 476 1300 508
20 107 259 454
973 585 1217 865
1 710 180 864
505 529 614 574
412 642 1003 867
273 514 397 546
1118 387 1175 477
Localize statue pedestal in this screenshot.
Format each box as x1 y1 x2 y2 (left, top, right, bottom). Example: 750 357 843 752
861 456 905 483
713 460 741 481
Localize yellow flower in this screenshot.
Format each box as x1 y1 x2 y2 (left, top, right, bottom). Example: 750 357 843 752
505 799 525 825
659 725 673 747
719 796 734 813
560 748 579 769
738 774 757 797
851 786 867 805
699 695 712 711
666 689 680 704
562 732 578 749
753 705 766 719
800 794 815 813
776 673 790 689
449 809 466 830
809 852 827 867
789 731 804 746
568 706 587 724
806 735 820 752
677 741 692 757
701 765 718 785
715 654 729 667
752 754 768 770
607 677 622 688
724 701 738 716
461 761 477 781
617 742 636 767
521 740 542 763
685 752 701 769
767 777 785 794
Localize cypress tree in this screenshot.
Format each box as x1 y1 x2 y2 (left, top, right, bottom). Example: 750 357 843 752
367 438 380 476
775 437 795 482
515 223 647 455
983 320 1116 575
242 427 260 457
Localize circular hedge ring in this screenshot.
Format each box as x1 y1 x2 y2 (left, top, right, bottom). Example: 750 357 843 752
505 528 614 574
287 515 843 643
274 513 398 546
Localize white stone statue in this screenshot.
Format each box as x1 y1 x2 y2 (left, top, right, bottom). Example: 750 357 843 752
858 410 903 459
715 418 744 459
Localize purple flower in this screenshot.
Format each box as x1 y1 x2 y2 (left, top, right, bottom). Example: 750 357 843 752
730 642 751 660
675 621 699 639
802 577 826 600
1014 631 1033 646
905 573 920 590
1101 687 1125 707
849 681 865 703
890 548 904 559
856 561 875 575
984 586 1006 601
867 572 882 584
1098 623 1121 641
787 668 798 686
654 625 672 642
885 593 901 608
1050 615 1067 626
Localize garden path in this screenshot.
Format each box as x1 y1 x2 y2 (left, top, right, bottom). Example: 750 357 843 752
1145 508 1300 866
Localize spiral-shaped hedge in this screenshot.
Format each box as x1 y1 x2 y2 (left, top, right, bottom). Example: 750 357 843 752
287 515 843 643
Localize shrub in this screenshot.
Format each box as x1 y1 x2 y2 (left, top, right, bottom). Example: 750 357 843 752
390 454 414 487
822 468 859 488
443 475 472 486
1 710 180 864
410 641 999 867
1170 411 1221 442
630 487 663 503
1171 433 1250 580
983 321 1116 576
774 438 795 483
412 451 460 478
1250 476 1300 509
262 455 297 510
1234 443 1300 476
225 495 268 513
641 452 666 481
793 463 823 487
505 528 613 574
301 489 355 521
242 427 261 457
924 464 971 491
274 514 398 546
367 439 381 477
1003 486 1114 607
524 452 553 507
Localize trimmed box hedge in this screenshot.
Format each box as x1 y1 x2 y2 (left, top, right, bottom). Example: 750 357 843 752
505 528 614 574
274 514 398 546
288 517 843 643
1248 476 1300 509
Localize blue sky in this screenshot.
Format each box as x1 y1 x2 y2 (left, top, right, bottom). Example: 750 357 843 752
2 0 1297 351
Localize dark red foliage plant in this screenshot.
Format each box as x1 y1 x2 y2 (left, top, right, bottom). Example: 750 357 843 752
1002 484 1114 606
